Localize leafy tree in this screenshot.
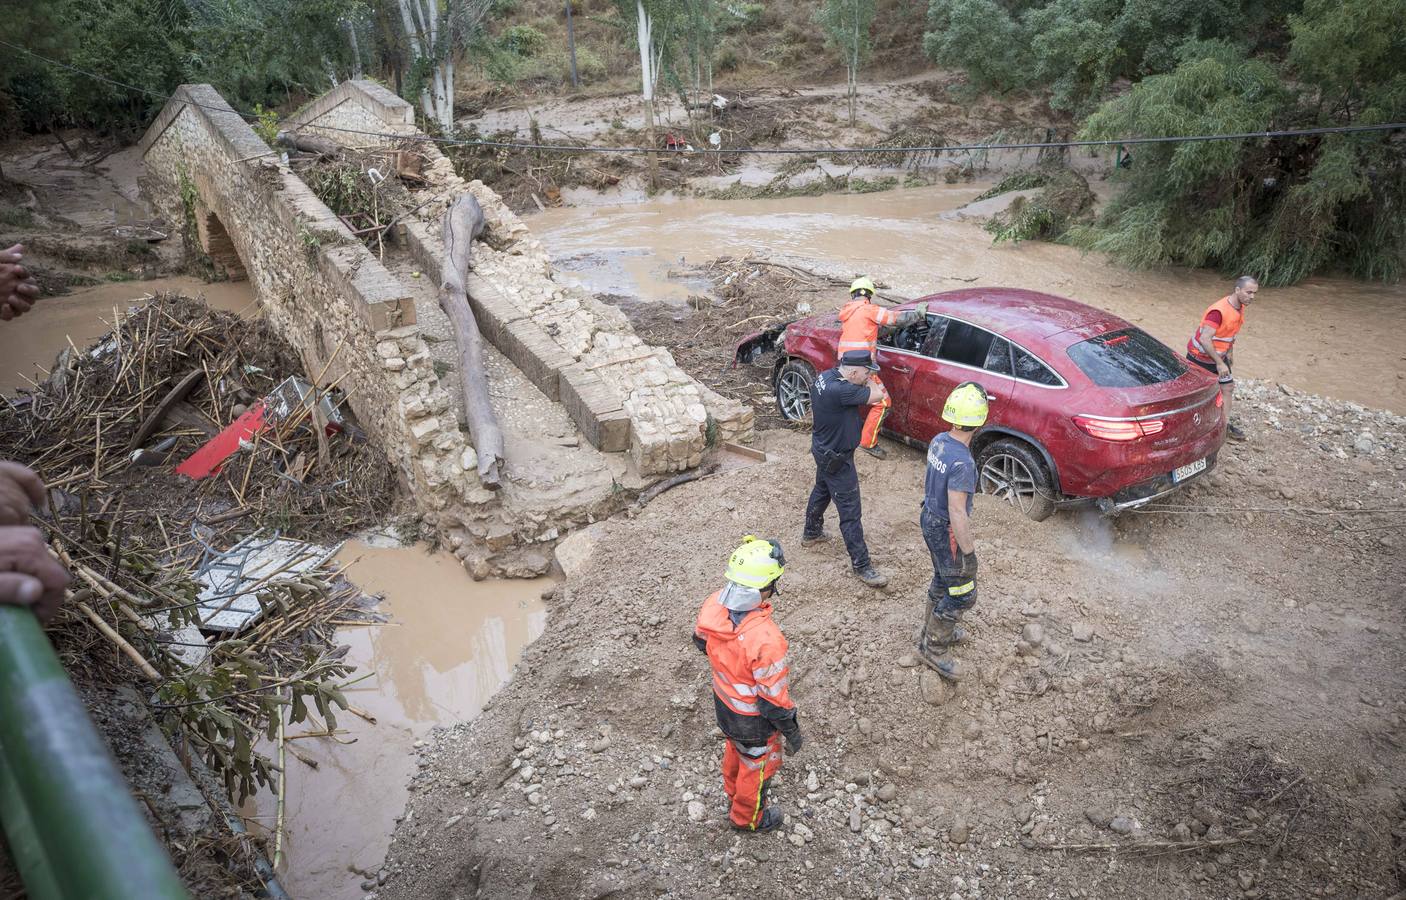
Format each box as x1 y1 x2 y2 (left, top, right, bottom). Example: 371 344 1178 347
925 0 1293 112
0 0 190 137
922 0 1030 93
817 0 877 126
615 0 685 185
678 0 718 101
186 0 370 111
1074 13 1406 285
393 0 494 132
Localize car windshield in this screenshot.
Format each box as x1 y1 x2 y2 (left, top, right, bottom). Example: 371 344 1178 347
1067 328 1186 387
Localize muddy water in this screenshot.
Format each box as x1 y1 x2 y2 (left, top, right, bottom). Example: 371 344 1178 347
533 185 1406 412
247 542 548 900
0 276 259 393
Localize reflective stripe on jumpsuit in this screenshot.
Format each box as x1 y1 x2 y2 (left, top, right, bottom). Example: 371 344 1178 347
722 734 783 829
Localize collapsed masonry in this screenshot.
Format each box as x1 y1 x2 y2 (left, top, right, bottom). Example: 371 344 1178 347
139 81 752 576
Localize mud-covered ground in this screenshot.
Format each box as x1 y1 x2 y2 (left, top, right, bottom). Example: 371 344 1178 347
374 360 1405 899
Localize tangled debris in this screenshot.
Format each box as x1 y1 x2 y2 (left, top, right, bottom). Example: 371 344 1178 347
611 257 889 430
980 166 1096 244
0 294 403 894
1 294 397 542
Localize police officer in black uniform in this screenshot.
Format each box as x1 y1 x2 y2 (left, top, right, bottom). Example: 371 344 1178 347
802 350 890 588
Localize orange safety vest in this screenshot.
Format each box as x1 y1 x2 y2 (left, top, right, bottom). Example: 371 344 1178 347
1187 295 1244 362
693 591 795 718
837 298 900 359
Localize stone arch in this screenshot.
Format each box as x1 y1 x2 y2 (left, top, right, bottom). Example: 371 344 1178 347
192 201 247 281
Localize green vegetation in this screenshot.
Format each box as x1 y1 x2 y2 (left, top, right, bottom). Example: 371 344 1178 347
250 103 281 147
928 0 1406 283
817 0 877 126
982 168 1095 243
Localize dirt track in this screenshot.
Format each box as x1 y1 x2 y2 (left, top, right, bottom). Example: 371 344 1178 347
375 372 1404 898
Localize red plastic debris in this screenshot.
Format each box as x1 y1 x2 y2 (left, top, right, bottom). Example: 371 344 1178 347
174 403 267 479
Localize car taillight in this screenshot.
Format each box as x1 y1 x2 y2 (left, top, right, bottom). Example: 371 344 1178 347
1073 415 1164 441
1215 391 1224 408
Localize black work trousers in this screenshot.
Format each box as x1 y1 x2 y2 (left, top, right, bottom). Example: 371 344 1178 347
804 448 871 570
918 506 977 660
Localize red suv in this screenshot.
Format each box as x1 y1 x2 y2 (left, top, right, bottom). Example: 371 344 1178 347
743 287 1226 520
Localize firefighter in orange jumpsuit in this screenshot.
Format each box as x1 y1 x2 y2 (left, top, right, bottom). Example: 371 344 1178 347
693 536 802 832
836 277 928 458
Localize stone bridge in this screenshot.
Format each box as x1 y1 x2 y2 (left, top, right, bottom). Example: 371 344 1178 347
139 81 752 576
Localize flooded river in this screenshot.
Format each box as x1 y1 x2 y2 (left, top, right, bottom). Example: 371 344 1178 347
0 276 259 393
534 184 1406 413
248 540 549 900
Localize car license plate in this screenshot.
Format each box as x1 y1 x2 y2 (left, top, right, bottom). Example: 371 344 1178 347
1172 457 1207 483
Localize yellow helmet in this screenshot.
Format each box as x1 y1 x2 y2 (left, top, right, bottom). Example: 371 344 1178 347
849 276 876 297
942 381 989 428
725 535 785 589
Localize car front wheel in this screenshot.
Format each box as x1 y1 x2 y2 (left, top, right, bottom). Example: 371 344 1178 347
977 437 1056 521
774 359 816 423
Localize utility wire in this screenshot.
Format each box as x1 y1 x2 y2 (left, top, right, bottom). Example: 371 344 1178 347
5 38 1405 157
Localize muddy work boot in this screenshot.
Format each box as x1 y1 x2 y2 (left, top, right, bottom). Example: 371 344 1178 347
928 656 964 681
852 565 889 589
1227 421 1247 442
862 444 888 460
801 530 831 548
918 600 966 677
733 806 784 833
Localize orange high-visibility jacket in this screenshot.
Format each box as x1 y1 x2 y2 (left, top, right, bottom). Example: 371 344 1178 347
694 591 795 722
837 299 901 358
1187 295 1244 362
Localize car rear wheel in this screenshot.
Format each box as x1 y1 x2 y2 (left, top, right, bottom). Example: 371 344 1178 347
775 359 816 423
977 438 1056 521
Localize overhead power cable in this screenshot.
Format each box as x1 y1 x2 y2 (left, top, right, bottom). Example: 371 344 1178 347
5 38 1405 157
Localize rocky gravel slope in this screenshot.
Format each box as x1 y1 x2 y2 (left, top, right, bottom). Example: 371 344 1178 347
370 380 1405 899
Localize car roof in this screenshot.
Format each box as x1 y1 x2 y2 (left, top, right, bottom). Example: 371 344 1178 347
911 287 1130 345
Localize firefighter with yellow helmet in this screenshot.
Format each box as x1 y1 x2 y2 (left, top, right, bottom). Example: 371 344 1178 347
693 536 802 832
835 276 928 459
917 382 990 680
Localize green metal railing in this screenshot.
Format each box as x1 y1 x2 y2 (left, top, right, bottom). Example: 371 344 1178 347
0 606 191 900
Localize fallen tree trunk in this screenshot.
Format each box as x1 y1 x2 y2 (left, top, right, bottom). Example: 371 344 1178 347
440 193 504 488
274 130 342 157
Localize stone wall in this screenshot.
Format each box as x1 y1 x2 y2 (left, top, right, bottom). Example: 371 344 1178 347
139 85 496 544
283 81 755 473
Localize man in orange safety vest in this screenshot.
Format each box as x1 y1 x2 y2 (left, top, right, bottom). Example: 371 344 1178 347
693 536 802 832
837 276 928 458
1186 275 1259 442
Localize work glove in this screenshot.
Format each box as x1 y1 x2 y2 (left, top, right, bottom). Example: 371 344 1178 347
955 551 978 580
784 730 804 755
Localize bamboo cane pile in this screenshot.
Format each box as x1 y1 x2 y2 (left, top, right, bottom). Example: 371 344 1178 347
0 293 397 546
0 293 405 882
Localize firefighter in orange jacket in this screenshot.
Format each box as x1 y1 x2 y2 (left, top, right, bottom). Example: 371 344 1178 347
693 536 802 832
837 277 928 459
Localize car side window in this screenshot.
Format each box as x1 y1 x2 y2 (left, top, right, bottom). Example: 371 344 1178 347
879 311 930 353
1012 344 1062 386
919 315 949 358
935 319 995 368
984 338 1014 376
